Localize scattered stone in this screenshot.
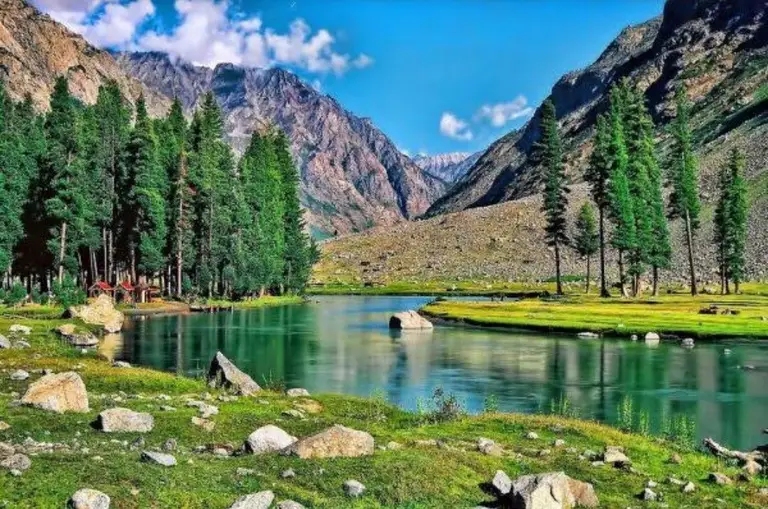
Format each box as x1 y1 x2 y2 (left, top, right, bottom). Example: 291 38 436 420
245 425 297 455
10 468 22 476
68 488 111 509
525 431 539 440
236 468 256 476
293 399 322 414
681 338 695 348
21 372 89 413
640 488 657 501
0 453 31 472
10 369 29 381
477 437 503 456
602 446 631 466
281 409 305 419
492 470 512 496
388 310 433 330
343 480 366 498
284 424 374 459
228 491 274 509
386 441 402 450
538 449 551 457
708 472 732 485
187 400 219 418
55 325 99 347
207 352 261 395
97 408 153 433
669 453 682 464
66 295 124 333
590 461 604 467
742 459 763 476
141 451 176 467
130 437 145 450
191 417 215 432
286 388 310 397
582 449 598 460
277 501 305 509
577 332 599 339
0 335 11 349
553 439 566 448
112 361 131 369
414 439 438 447
644 332 660 344
0 422 9 432
509 472 598 508
159 405 176 412
281 468 296 479
162 438 177 452
9 324 31 335
630 334 638 341
667 477 684 486
682 481 696 493
14 340 31 349
646 480 657 488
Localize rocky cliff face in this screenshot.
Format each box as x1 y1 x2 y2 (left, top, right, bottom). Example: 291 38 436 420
413 152 482 185
0 0 169 115
117 52 447 235
427 0 768 216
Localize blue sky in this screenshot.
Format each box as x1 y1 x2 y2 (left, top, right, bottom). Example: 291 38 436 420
35 0 665 155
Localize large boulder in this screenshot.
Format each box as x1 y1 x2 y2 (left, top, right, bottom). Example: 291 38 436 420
68 488 111 509
67 295 124 333
207 351 261 395
508 472 598 508
0 335 10 349
389 310 433 330
283 424 374 459
229 491 274 509
21 372 89 413
245 425 297 454
56 324 99 347
97 408 154 433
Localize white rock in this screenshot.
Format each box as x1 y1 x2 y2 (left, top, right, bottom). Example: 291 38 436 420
0 335 11 349
141 451 176 466
68 488 111 509
492 470 512 495
277 501 305 509
10 369 29 381
228 491 274 509
9 324 31 335
343 480 366 497
245 425 297 454
97 408 153 433
286 388 310 397
388 310 433 330
644 332 660 344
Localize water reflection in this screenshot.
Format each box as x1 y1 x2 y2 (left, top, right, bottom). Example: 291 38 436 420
114 296 768 449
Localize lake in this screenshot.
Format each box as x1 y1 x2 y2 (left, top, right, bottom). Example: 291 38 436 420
108 296 768 450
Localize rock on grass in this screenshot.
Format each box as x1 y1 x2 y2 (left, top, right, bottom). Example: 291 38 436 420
343 480 365 497
21 372 89 413
245 425 297 454
140 451 176 467
207 352 261 395
228 491 274 509
283 424 373 459
97 408 154 433
509 472 598 508
68 488 111 509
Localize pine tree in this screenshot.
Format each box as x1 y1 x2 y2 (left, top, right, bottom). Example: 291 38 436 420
584 114 612 297
713 156 732 294
44 77 87 283
273 130 314 294
607 86 634 297
724 148 748 293
128 96 167 280
574 202 599 294
537 100 569 295
668 86 701 296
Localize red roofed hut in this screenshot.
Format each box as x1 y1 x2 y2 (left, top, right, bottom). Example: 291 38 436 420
88 281 114 298
117 281 135 303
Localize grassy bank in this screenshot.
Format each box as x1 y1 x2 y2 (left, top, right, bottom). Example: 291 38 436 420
307 280 554 297
421 293 768 339
0 317 766 507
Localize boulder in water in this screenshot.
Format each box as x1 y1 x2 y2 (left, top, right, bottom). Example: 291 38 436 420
389 311 433 330
67 295 124 333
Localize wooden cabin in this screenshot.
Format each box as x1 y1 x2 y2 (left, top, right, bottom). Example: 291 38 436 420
117 281 135 303
88 281 115 298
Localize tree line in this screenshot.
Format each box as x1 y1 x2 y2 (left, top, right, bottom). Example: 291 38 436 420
0 77 318 302
539 80 749 297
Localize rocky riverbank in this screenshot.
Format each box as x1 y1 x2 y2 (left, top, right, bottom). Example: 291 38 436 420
0 315 766 507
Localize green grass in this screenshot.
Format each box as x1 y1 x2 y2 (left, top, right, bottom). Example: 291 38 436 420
204 295 305 309
421 292 768 339
0 318 766 507
307 280 555 297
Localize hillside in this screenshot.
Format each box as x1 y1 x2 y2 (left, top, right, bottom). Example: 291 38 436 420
413 151 482 184
317 0 768 288
117 52 447 236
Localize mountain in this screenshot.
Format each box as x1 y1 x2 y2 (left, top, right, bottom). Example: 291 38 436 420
428 0 768 217
320 0 768 285
116 52 448 236
0 0 169 115
412 152 482 184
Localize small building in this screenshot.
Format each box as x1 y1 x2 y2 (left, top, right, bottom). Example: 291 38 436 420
136 283 162 304
88 281 114 298
117 281 135 303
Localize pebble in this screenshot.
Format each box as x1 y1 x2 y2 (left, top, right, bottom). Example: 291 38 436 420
10 370 29 381
641 488 657 501
162 438 177 452
281 468 296 479
141 451 176 467
236 468 256 476
553 439 566 447
343 480 366 498
708 472 733 485
277 501 305 509
525 431 539 440
682 481 696 493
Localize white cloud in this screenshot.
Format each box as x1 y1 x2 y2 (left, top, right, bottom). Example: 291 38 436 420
475 96 534 127
34 0 372 76
439 112 473 141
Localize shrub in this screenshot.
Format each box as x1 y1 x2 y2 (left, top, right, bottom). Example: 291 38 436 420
4 283 27 306
483 393 499 413
420 387 465 424
52 275 86 308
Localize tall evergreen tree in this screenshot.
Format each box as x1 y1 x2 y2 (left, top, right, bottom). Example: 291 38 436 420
574 202 599 294
128 96 167 280
584 114 612 297
715 148 749 294
607 86 634 297
713 155 732 294
0 82 26 279
668 86 701 296
44 77 88 282
537 100 569 295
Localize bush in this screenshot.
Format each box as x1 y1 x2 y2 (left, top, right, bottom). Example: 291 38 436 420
3 283 27 306
52 275 86 308
419 387 465 424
